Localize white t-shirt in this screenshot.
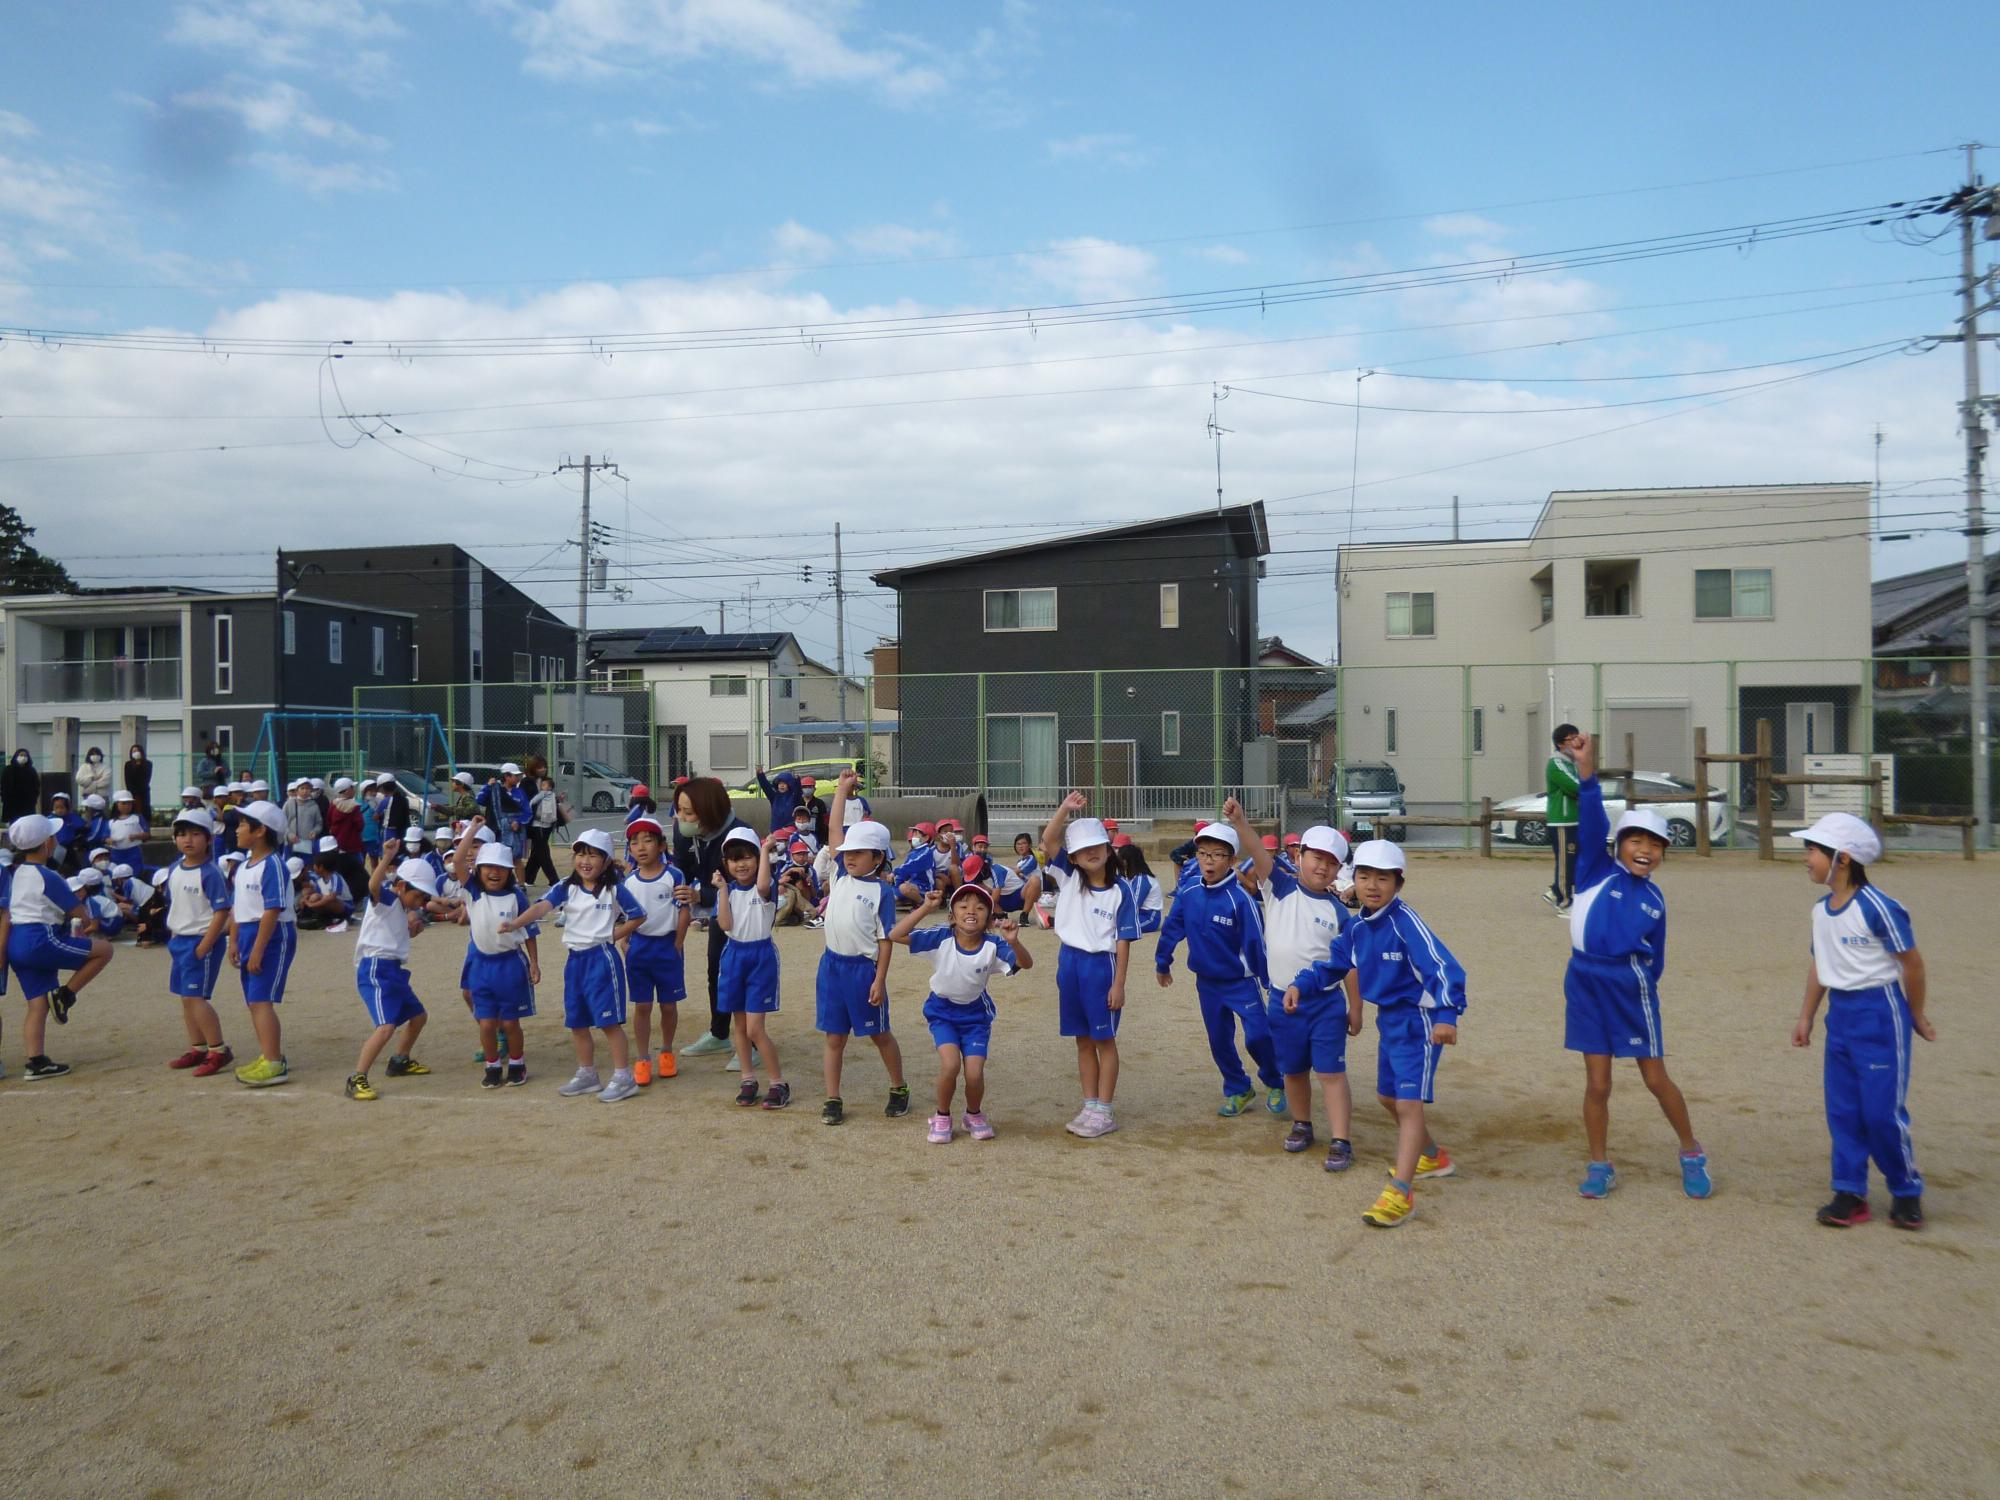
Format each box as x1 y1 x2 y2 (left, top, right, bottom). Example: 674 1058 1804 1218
5 865 75 927
107 814 147 850
232 854 296 927
723 880 775 943
165 859 232 939
824 873 897 958
466 884 534 955
1261 866 1350 989
1810 887 1914 992
355 886 411 964
548 875 642 950
908 925 1019 1004
623 865 686 938
1046 852 1140 953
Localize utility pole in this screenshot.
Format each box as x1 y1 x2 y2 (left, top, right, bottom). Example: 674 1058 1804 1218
834 523 850 758
1952 146 1995 846
556 454 620 808
1207 384 1231 513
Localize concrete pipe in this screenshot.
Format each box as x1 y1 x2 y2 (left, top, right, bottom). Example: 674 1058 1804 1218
862 793 988 841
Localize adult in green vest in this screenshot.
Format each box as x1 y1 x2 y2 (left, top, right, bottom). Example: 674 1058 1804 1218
1543 723 1585 911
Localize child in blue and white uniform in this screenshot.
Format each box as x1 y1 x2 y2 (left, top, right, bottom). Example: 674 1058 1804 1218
107 790 149 874
890 881 1032 1144
47 791 82 872
1 814 112 1079
301 837 355 931
451 827 540 1089
72 869 120 936
1040 794 1139 1139
344 844 437 1101
162 808 233 1076
229 800 298 1088
76 795 112 863
621 816 689 1087
893 824 940 906
1285 840 1465 1230
1561 735 1710 1202
506 829 643 1103
714 827 788 1109
815 771 909 1126
1114 839 1163 934
1155 819 1285 1120
1790 813 1933 1230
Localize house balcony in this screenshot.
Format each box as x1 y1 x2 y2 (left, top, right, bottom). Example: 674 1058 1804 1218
19 658 183 705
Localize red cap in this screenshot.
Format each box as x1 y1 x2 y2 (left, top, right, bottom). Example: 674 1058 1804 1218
630 783 650 799
627 817 666 840
800 776 816 787
912 822 936 837
671 775 690 786
971 833 989 846
937 818 959 831
1261 835 1280 850
1103 818 1119 830
1193 820 1210 832
950 880 995 910
787 837 812 856
1112 834 1134 848
960 854 986 881
1283 833 1301 847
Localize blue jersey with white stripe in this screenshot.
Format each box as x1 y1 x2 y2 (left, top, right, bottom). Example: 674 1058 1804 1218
1293 896 1466 1025
1155 873 1265 980
893 844 938 891
1 864 76 927
1566 777 1666 984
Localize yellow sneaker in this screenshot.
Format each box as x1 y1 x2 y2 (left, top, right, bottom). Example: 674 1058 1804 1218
345 1072 377 1101
1362 1184 1414 1229
384 1055 429 1077
1415 1148 1455 1180
236 1055 291 1088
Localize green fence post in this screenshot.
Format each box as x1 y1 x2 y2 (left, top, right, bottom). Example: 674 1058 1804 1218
1091 670 1103 805
1211 667 1225 811
975 672 988 798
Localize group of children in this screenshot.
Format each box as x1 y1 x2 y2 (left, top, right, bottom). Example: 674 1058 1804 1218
0 747 1935 1234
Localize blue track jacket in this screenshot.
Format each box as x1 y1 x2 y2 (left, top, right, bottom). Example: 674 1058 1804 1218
1292 896 1466 1027
1567 776 1666 983
1155 873 1266 981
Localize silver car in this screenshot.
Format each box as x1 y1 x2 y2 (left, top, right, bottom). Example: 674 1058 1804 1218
1493 773 1729 849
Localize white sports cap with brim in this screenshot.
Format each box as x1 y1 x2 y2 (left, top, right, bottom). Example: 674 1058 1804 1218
311 778 325 789
285 856 304 879
221 851 245 865
374 773 398 787
82 794 105 810
89 847 111 864
842 821 891 854
174 809 218 834
244 799 287 835
501 762 523 776
333 777 355 792
721 827 763 851
112 864 134 880
394 857 440 897
1351 838 1406 873
71 869 102 888
113 789 136 802
317 834 340 853
475 844 516 871
571 829 615 856
1614 808 1672 845
433 827 456 844
1064 817 1111 854
1193 823 1242 854
248 780 270 794
1789 812 1882 867
1298 825 1351 863
452 771 475 787
181 785 202 799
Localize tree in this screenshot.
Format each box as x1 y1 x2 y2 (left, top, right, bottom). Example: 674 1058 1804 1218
0 504 73 595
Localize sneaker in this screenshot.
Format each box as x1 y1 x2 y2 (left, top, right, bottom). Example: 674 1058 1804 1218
384 1055 430 1077
47 984 78 1025
557 1067 601 1097
482 1064 505 1089
1362 1183 1414 1229
168 1047 209 1070
346 1072 377 1101
505 1061 528 1087
927 1113 953 1144
632 1058 653 1086
735 1078 760 1107
1817 1191 1870 1227
325 921 349 934
724 1047 761 1072
471 1048 487 1063
598 1071 638 1104
192 1047 234 1077
681 1033 732 1057
1679 1149 1713 1200
1265 1087 1287 1117
804 916 824 930
1540 887 1561 910
23 1056 71 1080
1415 1148 1455 1180
235 1055 290 1088
1218 1089 1256 1117
760 1081 792 1111
1064 1106 1096 1135
1071 1107 1119 1139
821 1096 845 1126
1889 1195 1925 1231
965 1111 996 1141
655 1051 677 1079
885 1084 912 1118
1579 1161 1617 1199
1323 1138 1354 1173
1283 1121 1316 1153
1032 905 1053 930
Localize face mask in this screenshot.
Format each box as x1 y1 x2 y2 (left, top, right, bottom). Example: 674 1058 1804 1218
131 750 143 759
87 751 101 762
676 818 700 837
13 755 25 765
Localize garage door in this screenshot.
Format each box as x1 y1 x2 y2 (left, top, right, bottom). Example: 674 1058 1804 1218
1605 705 1691 778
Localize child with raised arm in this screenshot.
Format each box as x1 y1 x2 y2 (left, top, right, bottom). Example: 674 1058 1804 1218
345 842 438 1101
1284 840 1464 1229
228 800 296 1088
1041 792 1138 1139
621 815 690 1086
714 826 788 1109
815 769 909 1126
1789 813 1931 1230
162 808 233 1077
1562 735 1711 1202
452 821 540 1089
503 829 643 1103
2 813 113 1078
890 881 1031 1143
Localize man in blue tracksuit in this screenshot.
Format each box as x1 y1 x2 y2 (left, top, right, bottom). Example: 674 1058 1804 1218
1155 821 1284 1118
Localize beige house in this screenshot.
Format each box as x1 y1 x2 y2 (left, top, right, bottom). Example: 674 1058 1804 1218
1334 483 1873 810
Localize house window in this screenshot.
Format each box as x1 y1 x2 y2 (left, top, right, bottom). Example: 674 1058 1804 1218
513 652 532 682
985 713 1058 793
1385 708 1398 755
283 609 296 656
1385 592 1434 638
328 619 343 665
983 588 1057 632
470 647 483 682
213 612 233 694
1471 706 1485 755
1538 589 1553 625
777 677 794 699
214 724 234 761
710 675 749 697
1695 567 1773 621
709 732 749 770
1160 583 1180 629
1161 710 1182 756
1584 559 1640 617
372 626 386 677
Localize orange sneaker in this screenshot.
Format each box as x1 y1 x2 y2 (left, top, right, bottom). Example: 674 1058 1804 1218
632 1058 653 1086
656 1050 678 1079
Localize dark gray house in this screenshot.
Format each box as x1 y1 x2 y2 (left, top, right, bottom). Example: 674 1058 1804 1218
871 504 1269 808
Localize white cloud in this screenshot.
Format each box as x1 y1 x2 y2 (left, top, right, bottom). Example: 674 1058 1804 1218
0 110 37 141
1045 132 1149 168
499 0 947 103
1024 237 1160 301
171 80 386 148
842 223 959 259
1191 244 1250 266
247 151 397 193
770 220 838 264
168 0 405 76
1424 213 1507 241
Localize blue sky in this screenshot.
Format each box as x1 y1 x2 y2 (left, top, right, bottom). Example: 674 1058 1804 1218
0 1 1993 664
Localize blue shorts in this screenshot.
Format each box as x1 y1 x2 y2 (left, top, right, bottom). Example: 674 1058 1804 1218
997 888 1026 914
717 937 780 1014
924 994 995 1057
1268 986 1348 1076
459 946 473 992
234 923 298 1005
356 957 426 1028
168 933 226 1000
626 932 687 1006
562 945 628 1030
6 924 94 1001
816 950 888 1037
1563 952 1663 1059
1374 1004 1445 1103
466 948 536 1022
1056 946 1119 1040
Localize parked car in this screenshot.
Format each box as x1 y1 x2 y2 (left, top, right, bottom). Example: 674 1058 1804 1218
1330 762 1407 842
1493 773 1728 849
375 769 451 827
558 759 641 813
726 760 866 811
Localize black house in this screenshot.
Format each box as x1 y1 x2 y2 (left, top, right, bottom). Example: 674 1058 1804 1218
871 504 1269 811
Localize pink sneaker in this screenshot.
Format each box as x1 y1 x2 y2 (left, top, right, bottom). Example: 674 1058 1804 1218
964 1111 995 1141
926 1113 953 1144
1063 1107 1095 1135
1071 1107 1119 1139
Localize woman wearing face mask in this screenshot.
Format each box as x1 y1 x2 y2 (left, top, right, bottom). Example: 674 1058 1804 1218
124 744 155 823
669 776 754 1058
2 749 40 823
76 747 112 804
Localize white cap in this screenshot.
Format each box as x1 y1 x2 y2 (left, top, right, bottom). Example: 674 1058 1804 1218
318 835 340 853
244 799 287 835
1064 817 1111 854
1789 812 1882 867
82 793 106 810
374 773 398 787
285 856 304 879
433 827 456 845
501 762 523 776
1298 825 1351 863
452 771 475 787
173 809 217 834
89 848 111 863
475 844 516 871
221 851 245 866
285 779 302 791
1614 808 1672 845
1193 823 1241 854
311 778 325 789
572 829 615 856
722 826 763 851
394 857 439 897
248 780 270 794
181 785 202 799
8 814 56 850
1351 838 1406 873
48 788 70 802
71 868 103 888
333 777 356 793
112 863 134 880
842 821 891 853
113 788 135 802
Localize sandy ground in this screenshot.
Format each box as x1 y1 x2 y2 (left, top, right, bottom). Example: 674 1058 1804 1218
0 851 1995 1499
